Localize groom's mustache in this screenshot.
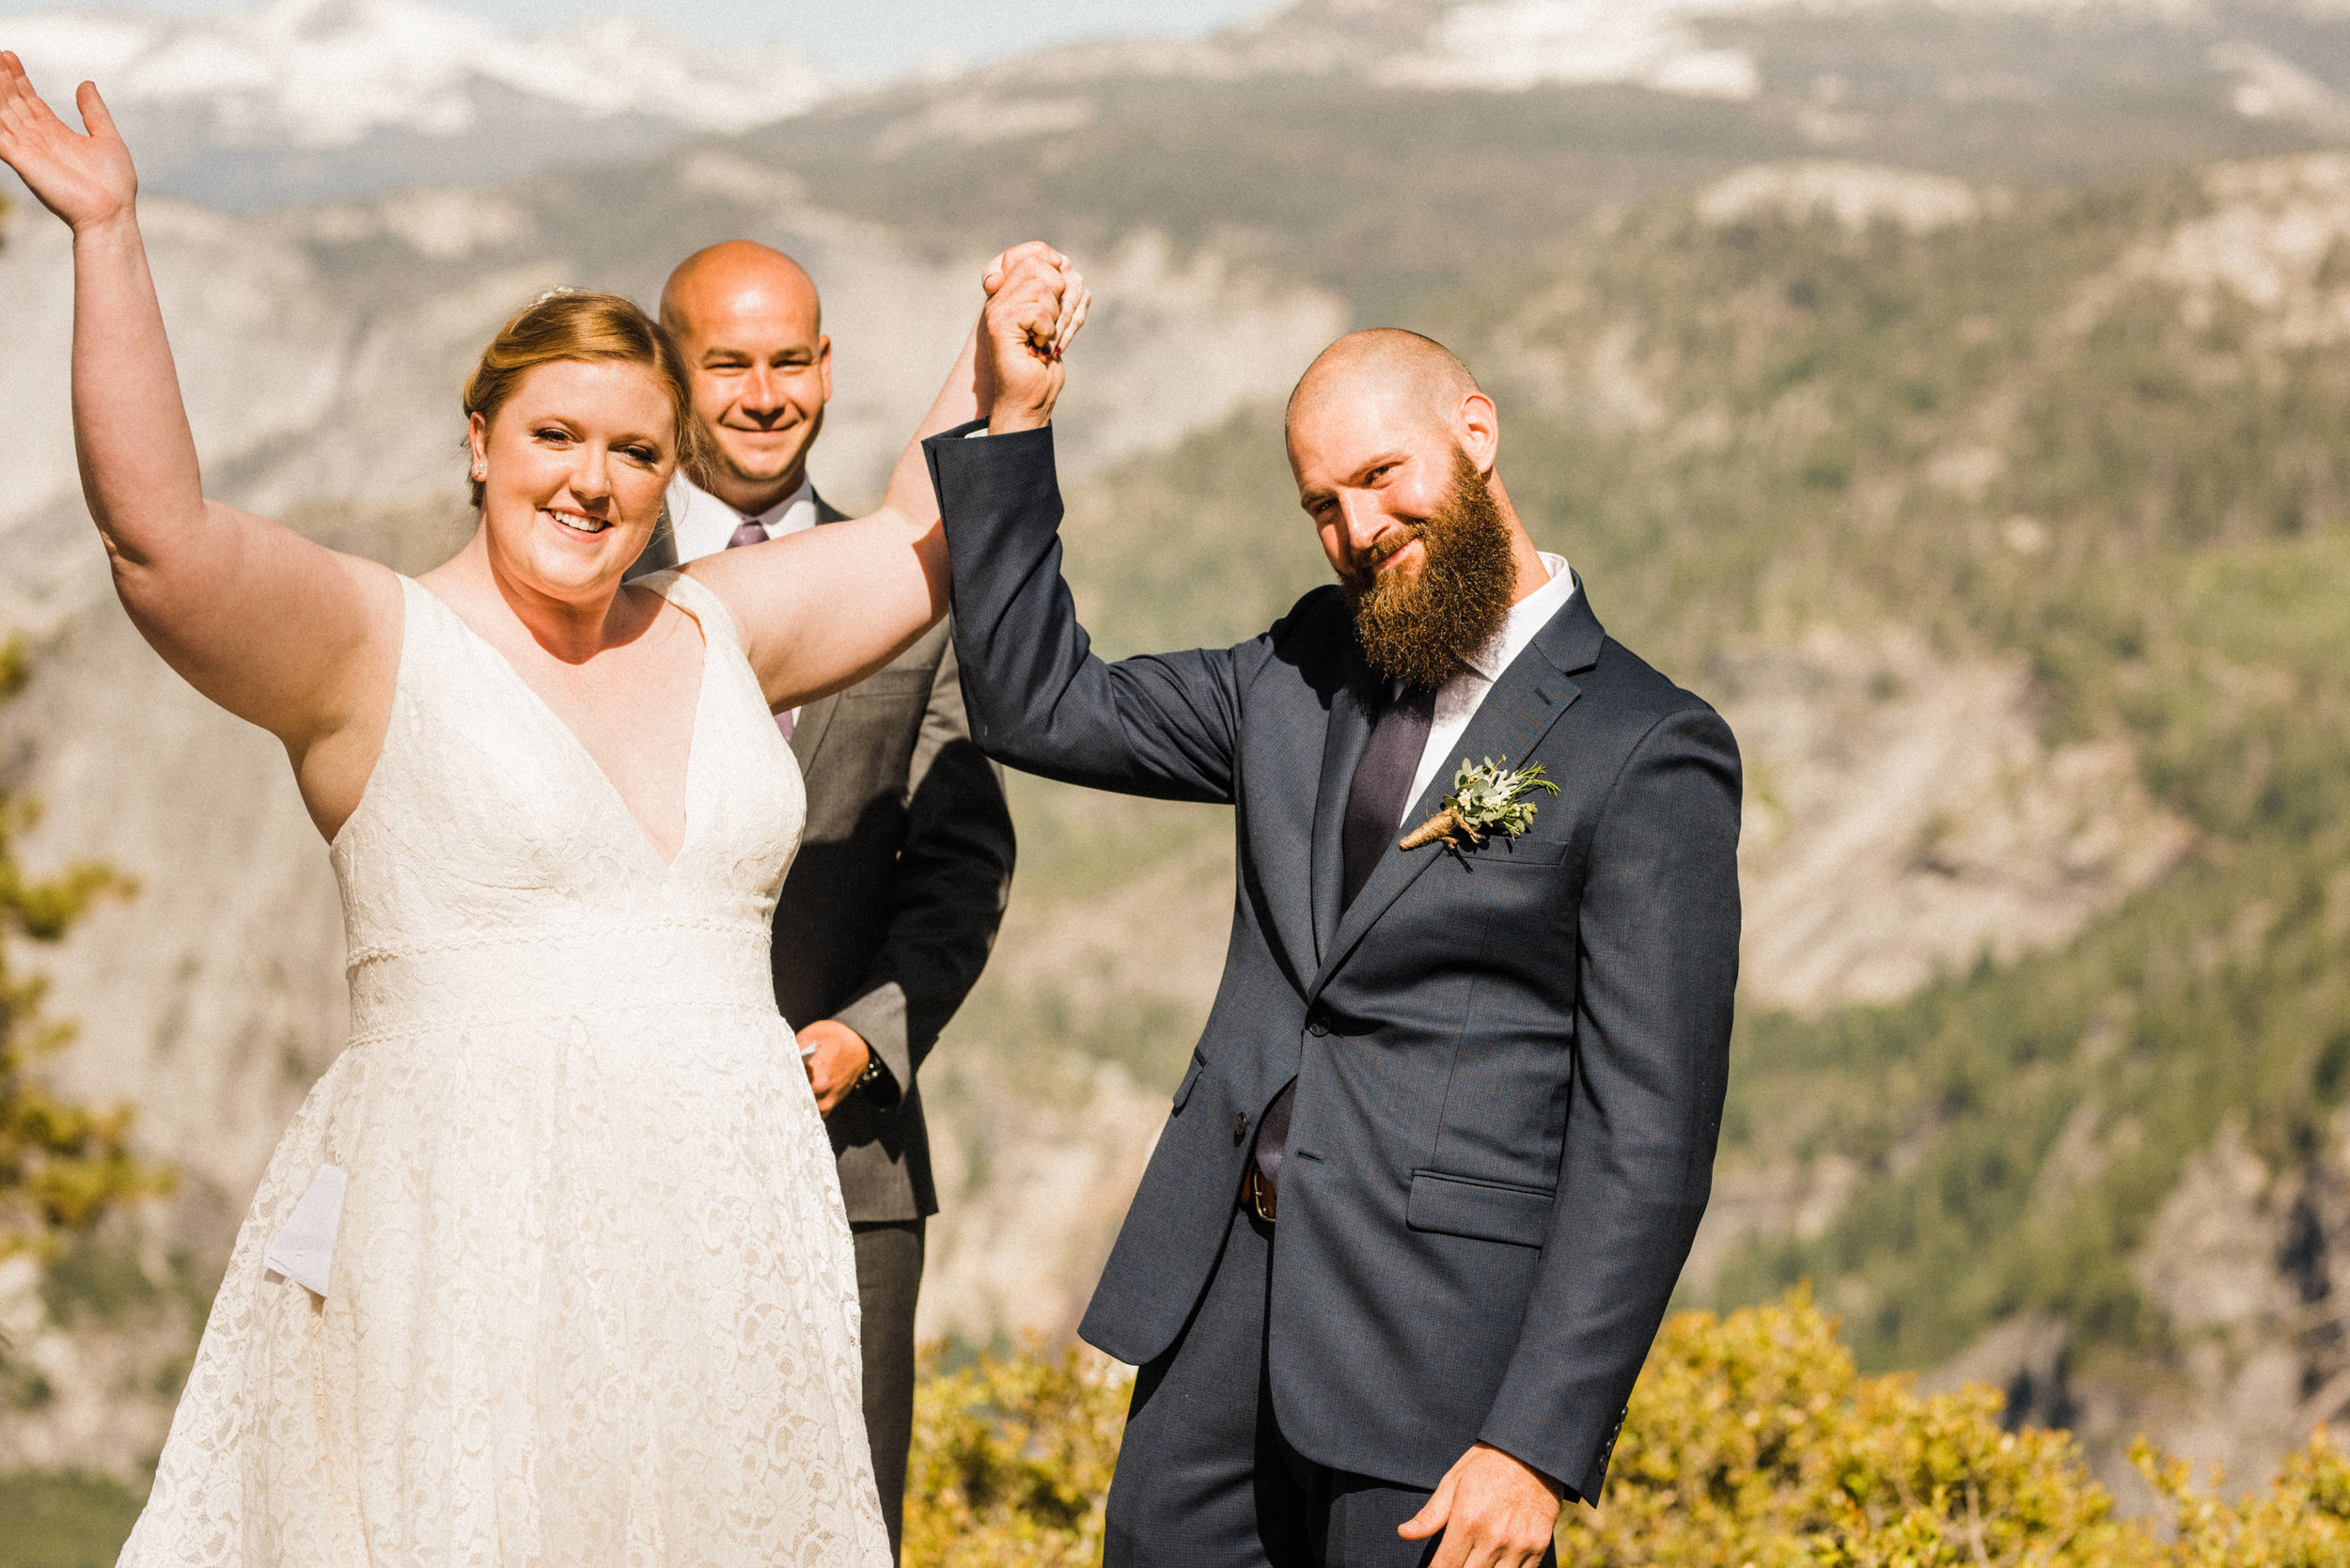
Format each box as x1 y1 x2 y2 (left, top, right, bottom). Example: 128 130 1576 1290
1353 525 1424 576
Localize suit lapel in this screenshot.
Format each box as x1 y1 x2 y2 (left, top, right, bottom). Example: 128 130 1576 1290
791 694 842 772
1308 652 1377 962
1306 579 1605 1005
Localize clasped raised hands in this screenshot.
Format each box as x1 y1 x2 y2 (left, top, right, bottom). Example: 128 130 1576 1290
976 241 1089 434
0 53 137 234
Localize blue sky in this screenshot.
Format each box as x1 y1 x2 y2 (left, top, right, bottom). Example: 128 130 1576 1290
0 0 1292 79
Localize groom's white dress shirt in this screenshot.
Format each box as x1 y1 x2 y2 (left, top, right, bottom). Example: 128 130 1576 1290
664 473 821 729
1400 550 1576 822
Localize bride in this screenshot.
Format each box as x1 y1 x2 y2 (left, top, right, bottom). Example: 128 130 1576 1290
0 53 1084 1566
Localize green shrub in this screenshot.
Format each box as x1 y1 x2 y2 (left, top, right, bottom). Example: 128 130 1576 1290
1564 1290 2141 1567
904 1337 1131 1567
903 1295 2350 1567
0 1469 145 1568
2144 1430 2350 1567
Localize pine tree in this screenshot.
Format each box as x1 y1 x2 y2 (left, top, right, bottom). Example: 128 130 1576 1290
0 636 168 1255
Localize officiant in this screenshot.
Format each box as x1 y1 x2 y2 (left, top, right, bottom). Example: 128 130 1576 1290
633 240 1017 1562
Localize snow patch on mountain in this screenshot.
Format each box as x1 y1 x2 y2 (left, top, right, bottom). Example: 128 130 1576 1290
1363 0 2228 98
1 0 828 149
1377 0 1769 98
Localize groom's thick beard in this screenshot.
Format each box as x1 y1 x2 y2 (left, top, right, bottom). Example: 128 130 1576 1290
1341 449 1518 691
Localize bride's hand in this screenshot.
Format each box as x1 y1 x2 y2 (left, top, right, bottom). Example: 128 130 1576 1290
977 241 1089 434
0 54 137 232
982 241 1091 355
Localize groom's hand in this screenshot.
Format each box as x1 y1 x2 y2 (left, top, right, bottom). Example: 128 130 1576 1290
977 241 1087 434
797 1019 871 1117
1398 1441 1565 1568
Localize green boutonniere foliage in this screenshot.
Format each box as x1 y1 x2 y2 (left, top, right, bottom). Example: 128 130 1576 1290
1401 757 1559 851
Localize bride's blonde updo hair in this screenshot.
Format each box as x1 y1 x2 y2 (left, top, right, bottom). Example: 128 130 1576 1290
462 288 703 508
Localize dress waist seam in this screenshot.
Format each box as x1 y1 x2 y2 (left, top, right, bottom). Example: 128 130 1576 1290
347 917 769 970
344 996 782 1048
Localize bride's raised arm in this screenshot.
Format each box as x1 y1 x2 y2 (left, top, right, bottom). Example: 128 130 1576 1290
0 55 400 816
689 243 1087 710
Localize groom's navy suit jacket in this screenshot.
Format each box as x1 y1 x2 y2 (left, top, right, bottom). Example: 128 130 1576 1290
925 424 1741 1502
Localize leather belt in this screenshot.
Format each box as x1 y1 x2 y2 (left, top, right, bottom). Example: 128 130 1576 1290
1241 1163 1278 1224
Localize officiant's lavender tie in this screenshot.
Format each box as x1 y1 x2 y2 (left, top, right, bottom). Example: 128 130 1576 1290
726 519 794 744
1250 681 1436 1218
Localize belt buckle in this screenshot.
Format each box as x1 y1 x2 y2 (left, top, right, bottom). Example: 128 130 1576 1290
1243 1166 1278 1224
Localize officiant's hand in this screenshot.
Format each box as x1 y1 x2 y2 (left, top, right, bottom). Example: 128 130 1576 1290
977 241 1088 434
1397 1441 1565 1568
797 1019 871 1118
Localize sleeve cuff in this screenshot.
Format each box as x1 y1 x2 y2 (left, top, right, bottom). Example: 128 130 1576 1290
832 985 910 1111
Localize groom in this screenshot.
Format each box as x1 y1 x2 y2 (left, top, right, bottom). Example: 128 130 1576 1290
926 315 1740 1566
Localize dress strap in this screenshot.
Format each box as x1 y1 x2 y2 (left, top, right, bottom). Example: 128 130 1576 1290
642 569 747 656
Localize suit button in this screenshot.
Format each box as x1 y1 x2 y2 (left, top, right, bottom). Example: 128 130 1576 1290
1233 1113 1248 1140
1306 1011 1329 1037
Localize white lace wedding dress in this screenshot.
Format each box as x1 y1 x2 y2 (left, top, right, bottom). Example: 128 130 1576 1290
120 572 890 1566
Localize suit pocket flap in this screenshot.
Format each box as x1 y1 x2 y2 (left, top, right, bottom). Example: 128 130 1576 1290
1406 1170 1553 1247
1475 835 1568 867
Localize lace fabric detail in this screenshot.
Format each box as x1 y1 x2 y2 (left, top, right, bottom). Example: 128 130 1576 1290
121 572 889 1566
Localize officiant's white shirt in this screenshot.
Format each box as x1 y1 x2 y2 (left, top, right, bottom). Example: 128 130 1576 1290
665 473 821 562
665 473 821 729
1401 550 1576 821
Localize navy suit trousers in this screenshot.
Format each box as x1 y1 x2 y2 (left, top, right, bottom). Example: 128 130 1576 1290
1105 1202 1559 1568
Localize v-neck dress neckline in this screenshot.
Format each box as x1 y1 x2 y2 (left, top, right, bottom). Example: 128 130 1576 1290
413 575 713 873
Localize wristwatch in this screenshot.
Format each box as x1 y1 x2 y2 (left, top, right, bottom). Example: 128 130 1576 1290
854 1050 890 1097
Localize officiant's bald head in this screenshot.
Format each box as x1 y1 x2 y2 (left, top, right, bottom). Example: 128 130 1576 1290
661 241 833 514
662 241 822 339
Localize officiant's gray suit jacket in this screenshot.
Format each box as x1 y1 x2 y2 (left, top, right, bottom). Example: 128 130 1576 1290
925 423 1740 1502
633 496 1015 1222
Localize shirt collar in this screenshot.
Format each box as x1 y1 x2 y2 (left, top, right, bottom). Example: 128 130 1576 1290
741 477 818 536
1460 553 1574 682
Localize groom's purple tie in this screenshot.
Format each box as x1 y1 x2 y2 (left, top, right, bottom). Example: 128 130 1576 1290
725 518 795 744
1252 680 1437 1215
1340 681 1437 912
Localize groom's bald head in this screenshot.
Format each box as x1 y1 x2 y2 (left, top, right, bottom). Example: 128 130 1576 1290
1283 329 1498 512
1285 329 1484 447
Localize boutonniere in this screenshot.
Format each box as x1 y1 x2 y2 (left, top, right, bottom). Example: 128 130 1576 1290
1401 757 1559 851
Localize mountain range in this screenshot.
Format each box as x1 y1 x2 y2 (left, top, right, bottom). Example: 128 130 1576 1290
11 0 2350 209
